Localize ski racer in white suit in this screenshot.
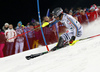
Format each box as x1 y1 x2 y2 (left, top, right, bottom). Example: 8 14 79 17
50 7 83 51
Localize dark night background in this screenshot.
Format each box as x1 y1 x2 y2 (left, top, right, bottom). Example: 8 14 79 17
0 0 99 29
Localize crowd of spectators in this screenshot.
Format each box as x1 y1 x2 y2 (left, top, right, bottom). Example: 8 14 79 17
0 4 100 58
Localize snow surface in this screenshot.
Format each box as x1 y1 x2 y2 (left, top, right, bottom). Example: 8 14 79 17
0 18 100 72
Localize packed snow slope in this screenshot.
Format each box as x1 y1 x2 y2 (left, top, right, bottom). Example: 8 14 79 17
0 18 100 72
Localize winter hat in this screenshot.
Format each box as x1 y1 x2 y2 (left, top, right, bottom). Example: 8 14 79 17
5 23 9 26
31 18 36 23
90 7 95 10
17 21 22 26
80 10 84 13
69 10 73 13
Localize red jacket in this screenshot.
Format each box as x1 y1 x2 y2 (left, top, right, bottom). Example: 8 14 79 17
0 32 6 44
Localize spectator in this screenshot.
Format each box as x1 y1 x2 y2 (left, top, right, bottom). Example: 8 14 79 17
42 16 52 45
64 8 69 14
27 23 30 27
69 7 74 13
76 7 82 14
32 28 40 48
69 10 78 21
15 21 24 54
90 4 99 12
84 8 89 13
32 22 40 48
80 10 85 15
69 10 73 16
0 29 6 58
80 10 87 23
90 7 95 12
16 21 22 29
25 22 35 49
5 24 17 55
2 23 9 32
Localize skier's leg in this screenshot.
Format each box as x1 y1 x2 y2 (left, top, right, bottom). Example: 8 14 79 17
50 36 64 51
51 30 74 51
56 37 65 48
76 26 83 40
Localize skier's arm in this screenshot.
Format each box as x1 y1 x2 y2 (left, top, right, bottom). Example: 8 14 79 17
42 19 59 27
42 22 49 27
67 15 79 37
49 19 59 27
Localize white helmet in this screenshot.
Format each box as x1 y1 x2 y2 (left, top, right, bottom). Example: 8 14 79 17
52 7 63 18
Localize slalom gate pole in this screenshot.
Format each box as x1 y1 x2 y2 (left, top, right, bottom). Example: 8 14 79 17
85 14 89 25
24 29 30 50
37 0 49 51
55 23 59 41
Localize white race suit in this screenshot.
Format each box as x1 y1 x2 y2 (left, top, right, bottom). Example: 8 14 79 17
60 13 83 43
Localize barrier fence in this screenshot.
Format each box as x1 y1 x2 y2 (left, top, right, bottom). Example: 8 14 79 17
2 9 100 57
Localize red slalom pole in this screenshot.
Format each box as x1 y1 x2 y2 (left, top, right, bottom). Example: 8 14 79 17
46 45 49 51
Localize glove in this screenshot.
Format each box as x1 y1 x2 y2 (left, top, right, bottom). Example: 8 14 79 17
42 22 49 27
69 36 77 46
69 36 76 43
69 40 79 46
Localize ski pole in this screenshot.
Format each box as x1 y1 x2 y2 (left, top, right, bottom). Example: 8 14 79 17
70 34 100 46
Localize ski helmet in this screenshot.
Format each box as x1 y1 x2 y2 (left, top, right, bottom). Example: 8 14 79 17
52 7 63 18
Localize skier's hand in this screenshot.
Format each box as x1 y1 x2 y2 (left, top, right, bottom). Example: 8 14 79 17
42 22 49 27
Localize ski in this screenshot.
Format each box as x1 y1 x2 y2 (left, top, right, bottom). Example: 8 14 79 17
26 44 69 60
26 51 49 60
25 34 100 60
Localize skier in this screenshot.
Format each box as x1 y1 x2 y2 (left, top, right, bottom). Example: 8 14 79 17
49 7 83 51
25 8 83 60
